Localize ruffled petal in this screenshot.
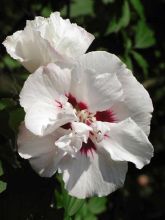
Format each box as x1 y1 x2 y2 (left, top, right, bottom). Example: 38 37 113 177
17 123 65 177
18 123 55 159
111 101 152 136
71 51 153 135
55 122 92 157
71 122 92 143
3 29 61 73
116 68 153 135
55 134 82 157
25 100 76 136
20 63 71 110
47 12 95 59
20 63 76 136
3 12 94 72
58 151 127 198
29 150 64 177
100 118 154 169
71 52 123 112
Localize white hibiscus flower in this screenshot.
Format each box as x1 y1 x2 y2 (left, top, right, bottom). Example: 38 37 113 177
17 51 154 199
2 12 94 73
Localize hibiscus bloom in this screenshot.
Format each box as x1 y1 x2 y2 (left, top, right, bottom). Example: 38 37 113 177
2 12 94 73
18 51 154 198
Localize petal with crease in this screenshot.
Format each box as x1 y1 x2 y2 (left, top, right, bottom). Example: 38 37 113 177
71 51 153 135
3 29 61 73
17 123 65 177
48 12 95 59
116 68 153 136
55 134 82 157
26 12 95 60
58 151 127 199
71 122 92 143
100 118 154 169
25 100 76 136
56 122 92 156
20 63 76 136
3 12 95 72
20 63 71 111
71 60 123 112
29 150 65 177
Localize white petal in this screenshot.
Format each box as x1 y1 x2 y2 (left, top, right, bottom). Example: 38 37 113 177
111 101 152 136
73 51 125 77
71 122 92 143
29 150 64 177
55 133 82 157
20 63 76 136
3 29 61 73
56 122 92 156
27 12 94 59
25 100 76 136
17 123 65 177
47 12 95 59
58 151 127 198
18 123 55 159
116 68 153 135
101 118 154 169
71 66 122 112
20 63 71 111
71 51 153 135
91 121 110 142
3 12 94 72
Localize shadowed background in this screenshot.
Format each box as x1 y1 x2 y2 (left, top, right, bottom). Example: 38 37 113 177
0 0 165 219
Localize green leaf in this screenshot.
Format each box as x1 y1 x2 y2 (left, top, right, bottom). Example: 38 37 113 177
0 99 16 111
131 51 148 77
103 0 115 4
61 183 85 217
64 216 72 220
123 55 133 70
0 110 14 138
106 17 118 34
76 202 89 217
3 55 21 69
70 0 94 17
65 196 85 217
0 180 7 193
74 215 82 220
84 215 97 220
41 6 51 17
122 31 132 54
0 161 4 176
118 1 130 28
129 0 145 19
106 1 130 34
9 107 25 132
0 72 18 97
0 102 6 111
54 190 63 209
88 197 107 215
0 161 7 193
135 21 156 49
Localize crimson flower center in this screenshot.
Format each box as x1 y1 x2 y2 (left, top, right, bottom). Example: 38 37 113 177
62 94 117 155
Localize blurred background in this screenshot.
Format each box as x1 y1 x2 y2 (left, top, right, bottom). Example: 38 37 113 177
0 0 165 219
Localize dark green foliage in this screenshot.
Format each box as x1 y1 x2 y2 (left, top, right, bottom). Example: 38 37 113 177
0 0 165 219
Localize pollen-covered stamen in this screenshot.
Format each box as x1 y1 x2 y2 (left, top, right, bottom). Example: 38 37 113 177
90 122 110 143
66 93 96 126
90 129 104 143
77 109 96 125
